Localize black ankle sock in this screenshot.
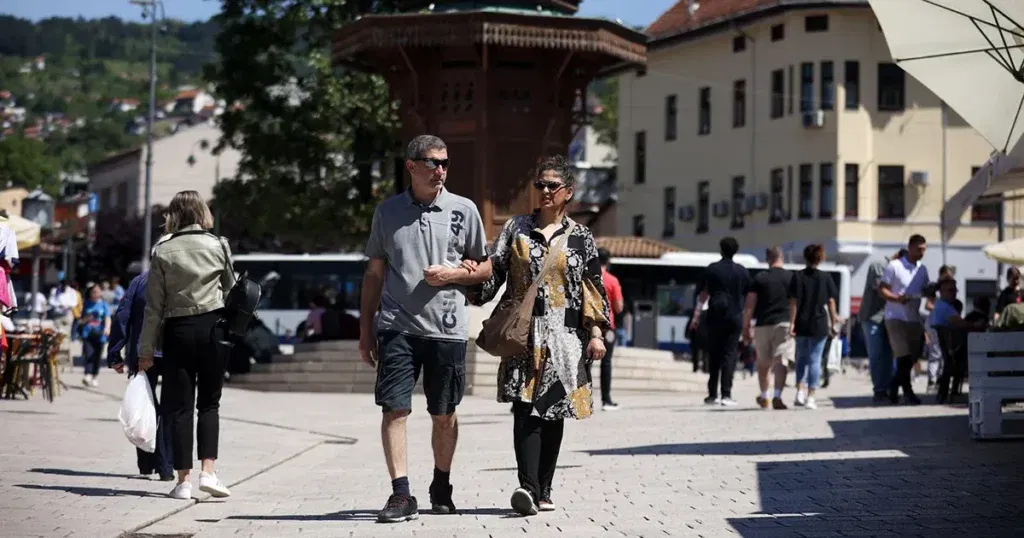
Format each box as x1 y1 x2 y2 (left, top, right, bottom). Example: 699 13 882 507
391 476 410 497
433 467 450 487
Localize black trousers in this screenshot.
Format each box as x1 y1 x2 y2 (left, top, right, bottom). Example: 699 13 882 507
706 322 740 399
587 338 615 404
136 366 173 476
889 355 917 399
512 402 564 502
161 311 226 471
82 334 104 376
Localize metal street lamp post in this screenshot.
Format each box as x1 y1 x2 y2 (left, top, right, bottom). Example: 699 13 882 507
130 0 165 272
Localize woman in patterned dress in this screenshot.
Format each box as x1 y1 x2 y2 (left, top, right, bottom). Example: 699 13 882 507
463 155 611 516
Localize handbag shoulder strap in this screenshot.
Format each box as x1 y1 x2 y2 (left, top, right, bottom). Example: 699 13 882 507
514 219 577 318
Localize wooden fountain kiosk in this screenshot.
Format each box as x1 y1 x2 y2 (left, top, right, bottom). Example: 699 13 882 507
331 0 647 238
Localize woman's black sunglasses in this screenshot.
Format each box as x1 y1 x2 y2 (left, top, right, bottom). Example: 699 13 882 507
533 180 566 193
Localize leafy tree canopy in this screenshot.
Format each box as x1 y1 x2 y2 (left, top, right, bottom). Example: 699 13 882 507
206 0 401 252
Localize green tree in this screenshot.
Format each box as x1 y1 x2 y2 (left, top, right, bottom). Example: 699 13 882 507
205 0 400 252
0 136 61 195
590 76 619 150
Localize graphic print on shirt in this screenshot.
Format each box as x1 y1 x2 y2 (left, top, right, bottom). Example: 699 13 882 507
440 209 467 331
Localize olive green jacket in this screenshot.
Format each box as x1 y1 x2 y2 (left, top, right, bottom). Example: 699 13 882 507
139 224 235 357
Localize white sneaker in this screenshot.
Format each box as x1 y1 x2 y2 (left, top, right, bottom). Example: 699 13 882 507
169 482 192 500
804 397 818 410
90 378 98 387
199 472 231 498
82 375 92 386
719 397 738 407
794 391 807 407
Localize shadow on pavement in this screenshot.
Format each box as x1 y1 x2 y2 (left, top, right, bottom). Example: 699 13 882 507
583 414 1024 536
479 464 581 472
227 507 511 522
29 467 139 479
828 396 880 409
15 483 166 498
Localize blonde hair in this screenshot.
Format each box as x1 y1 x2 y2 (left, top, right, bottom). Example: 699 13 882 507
164 190 214 233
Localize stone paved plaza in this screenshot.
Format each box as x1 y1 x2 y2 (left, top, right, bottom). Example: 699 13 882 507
2 365 1023 538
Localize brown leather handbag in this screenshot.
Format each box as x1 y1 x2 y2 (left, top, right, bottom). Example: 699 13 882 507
476 221 576 357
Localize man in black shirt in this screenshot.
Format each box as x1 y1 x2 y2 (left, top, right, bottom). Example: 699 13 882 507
742 246 793 410
693 237 751 406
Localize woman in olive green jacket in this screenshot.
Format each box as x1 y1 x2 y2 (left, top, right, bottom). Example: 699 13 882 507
139 190 235 501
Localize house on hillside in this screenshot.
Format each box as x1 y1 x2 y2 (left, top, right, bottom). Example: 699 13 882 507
168 89 216 116
109 98 141 113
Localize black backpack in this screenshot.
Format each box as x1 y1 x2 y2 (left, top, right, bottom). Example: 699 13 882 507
167 231 262 343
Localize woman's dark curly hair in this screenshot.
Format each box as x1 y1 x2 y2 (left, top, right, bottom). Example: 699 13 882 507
536 155 576 190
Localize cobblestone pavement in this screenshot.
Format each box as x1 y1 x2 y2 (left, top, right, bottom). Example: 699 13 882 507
2 364 1023 538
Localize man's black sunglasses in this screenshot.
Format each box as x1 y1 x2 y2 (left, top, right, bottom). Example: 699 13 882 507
414 157 450 170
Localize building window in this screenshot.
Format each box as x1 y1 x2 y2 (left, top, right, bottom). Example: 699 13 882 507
844 163 859 218
844 61 860 110
733 80 746 128
697 181 710 234
770 168 784 223
805 14 829 32
663 186 676 237
820 61 834 110
819 163 835 218
800 62 814 112
665 95 678 141
787 165 794 220
732 35 746 53
970 166 1002 222
731 176 746 229
770 69 784 118
771 24 785 41
632 214 645 237
634 131 646 184
698 87 711 135
787 65 794 114
878 165 906 219
878 63 906 111
799 164 813 219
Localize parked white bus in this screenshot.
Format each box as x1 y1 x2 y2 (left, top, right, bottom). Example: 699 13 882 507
232 251 852 352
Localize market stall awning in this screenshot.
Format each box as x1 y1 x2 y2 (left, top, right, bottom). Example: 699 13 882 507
983 237 1024 265
941 152 1024 240
0 214 41 251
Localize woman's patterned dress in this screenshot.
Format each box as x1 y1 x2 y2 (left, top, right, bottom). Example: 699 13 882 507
469 213 610 421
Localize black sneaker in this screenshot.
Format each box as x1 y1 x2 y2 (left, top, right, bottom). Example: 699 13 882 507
538 486 555 511
377 494 418 523
429 482 456 514
510 487 538 516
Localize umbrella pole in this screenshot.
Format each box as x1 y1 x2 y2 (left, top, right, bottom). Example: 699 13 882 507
30 246 40 320
941 101 948 267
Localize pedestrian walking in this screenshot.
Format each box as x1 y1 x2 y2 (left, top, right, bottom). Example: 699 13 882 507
879 235 930 405
463 154 610 516
359 135 490 523
693 237 750 406
107 239 174 481
592 247 623 410
787 244 839 410
742 246 793 410
859 249 905 403
139 190 236 500
79 284 111 387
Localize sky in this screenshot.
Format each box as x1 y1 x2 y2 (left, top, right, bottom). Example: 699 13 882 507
2 0 675 29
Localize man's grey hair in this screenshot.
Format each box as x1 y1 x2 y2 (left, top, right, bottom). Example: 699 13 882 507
406 135 447 160
765 246 783 264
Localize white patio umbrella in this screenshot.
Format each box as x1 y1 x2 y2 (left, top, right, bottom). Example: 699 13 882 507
869 0 1024 154
983 236 1024 264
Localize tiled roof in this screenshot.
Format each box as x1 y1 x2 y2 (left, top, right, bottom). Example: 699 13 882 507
646 0 867 41
595 236 683 259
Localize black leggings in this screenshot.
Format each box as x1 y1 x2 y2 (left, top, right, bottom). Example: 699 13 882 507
512 402 564 502
82 334 104 376
161 311 226 471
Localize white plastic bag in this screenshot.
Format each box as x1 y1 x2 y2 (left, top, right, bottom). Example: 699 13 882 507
826 337 843 374
118 374 157 453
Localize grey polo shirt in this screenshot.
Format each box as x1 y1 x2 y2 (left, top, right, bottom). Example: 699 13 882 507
365 188 487 342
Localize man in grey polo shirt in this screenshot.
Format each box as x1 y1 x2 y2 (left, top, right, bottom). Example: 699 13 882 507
360 134 490 523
